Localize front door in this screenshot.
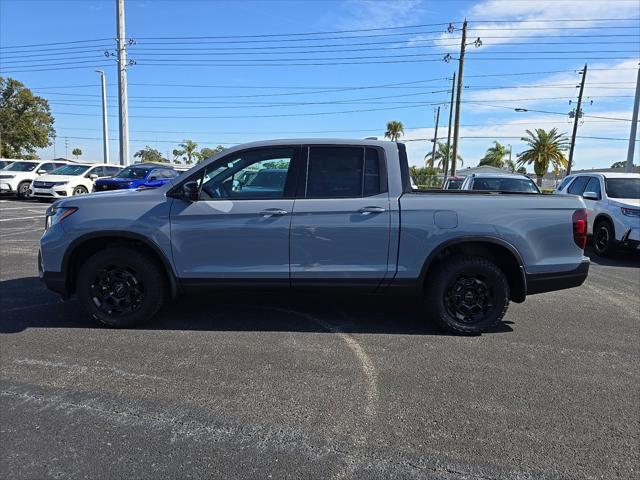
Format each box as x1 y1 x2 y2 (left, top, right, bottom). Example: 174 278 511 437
290 145 391 290
170 146 301 283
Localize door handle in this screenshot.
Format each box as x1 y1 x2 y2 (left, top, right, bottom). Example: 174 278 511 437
358 206 386 215
259 208 288 217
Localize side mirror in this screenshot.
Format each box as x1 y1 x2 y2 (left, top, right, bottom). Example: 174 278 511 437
90 174 99 180
37 169 46 175
583 191 599 201
182 181 200 202
148 176 158 181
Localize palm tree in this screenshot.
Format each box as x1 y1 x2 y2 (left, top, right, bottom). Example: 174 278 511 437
424 142 463 171
479 141 515 171
178 140 199 164
516 128 569 186
384 121 405 142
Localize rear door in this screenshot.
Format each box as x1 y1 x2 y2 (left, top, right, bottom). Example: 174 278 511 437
290 145 391 290
582 176 602 233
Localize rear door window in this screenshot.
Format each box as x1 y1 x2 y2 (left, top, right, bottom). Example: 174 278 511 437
305 146 384 198
567 177 590 195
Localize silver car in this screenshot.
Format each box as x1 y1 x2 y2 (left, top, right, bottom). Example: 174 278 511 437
555 172 640 255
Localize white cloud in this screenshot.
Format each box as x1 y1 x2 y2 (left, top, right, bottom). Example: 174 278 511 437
433 0 640 49
322 0 427 31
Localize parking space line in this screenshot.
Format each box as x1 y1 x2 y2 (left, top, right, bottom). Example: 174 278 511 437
0 216 42 222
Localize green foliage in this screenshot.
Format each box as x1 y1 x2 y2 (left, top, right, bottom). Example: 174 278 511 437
0 77 55 158
384 120 405 142
517 166 527 175
424 142 463 171
198 145 226 162
516 128 569 186
263 160 290 169
177 139 199 164
610 161 626 169
72 147 82 159
478 141 515 171
409 165 441 188
134 145 166 163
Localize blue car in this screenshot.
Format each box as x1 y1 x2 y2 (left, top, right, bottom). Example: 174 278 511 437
93 163 179 192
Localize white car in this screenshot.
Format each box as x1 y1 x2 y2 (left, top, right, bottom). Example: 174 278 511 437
0 159 69 198
30 163 122 200
555 172 640 255
460 173 541 193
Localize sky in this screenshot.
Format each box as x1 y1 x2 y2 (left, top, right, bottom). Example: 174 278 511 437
0 0 639 169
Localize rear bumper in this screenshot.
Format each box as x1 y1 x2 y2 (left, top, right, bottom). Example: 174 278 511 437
526 260 590 295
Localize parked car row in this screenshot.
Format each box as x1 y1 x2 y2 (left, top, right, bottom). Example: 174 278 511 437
429 170 639 256
0 160 187 200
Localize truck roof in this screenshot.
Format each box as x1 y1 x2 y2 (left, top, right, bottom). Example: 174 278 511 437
232 138 395 149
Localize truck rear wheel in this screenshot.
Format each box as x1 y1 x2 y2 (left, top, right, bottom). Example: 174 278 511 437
425 255 510 335
76 246 167 327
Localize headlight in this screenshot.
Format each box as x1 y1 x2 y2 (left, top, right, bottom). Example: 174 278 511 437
52 181 68 186
45 205 78 229
621 207 640 217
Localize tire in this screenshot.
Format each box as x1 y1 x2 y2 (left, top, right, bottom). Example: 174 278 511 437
593 219 615 257
425 255 510 335
72 185 88 196
76 246 167 327
17 181 31 199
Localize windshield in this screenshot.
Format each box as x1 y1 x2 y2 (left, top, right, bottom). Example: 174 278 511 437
605 178 640 199
472 177 539 193
116 167 150 179
4 161 38 172
50 165 90 176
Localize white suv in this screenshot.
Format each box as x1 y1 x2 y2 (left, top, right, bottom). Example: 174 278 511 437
555 172 639 255
0 160 69 198
30 163 122 200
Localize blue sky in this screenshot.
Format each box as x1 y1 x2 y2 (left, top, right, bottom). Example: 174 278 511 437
1 0 638 169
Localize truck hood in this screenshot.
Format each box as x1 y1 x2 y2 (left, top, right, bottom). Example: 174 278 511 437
54 187 152 207
609 198 640 208
35 174 79 183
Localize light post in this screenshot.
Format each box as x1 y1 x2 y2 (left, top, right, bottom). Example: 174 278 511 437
95 70 110 164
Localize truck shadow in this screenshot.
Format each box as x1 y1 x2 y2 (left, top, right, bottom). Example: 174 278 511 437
584 245 640 267
1 277 514 335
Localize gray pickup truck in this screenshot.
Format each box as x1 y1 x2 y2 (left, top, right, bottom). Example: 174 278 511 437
40 139 590 334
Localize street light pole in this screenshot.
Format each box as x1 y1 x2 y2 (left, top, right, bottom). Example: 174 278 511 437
95 70 110 164
443 72 455 181
567 64 587 176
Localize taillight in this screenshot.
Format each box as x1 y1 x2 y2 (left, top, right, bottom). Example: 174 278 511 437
572 208 588 249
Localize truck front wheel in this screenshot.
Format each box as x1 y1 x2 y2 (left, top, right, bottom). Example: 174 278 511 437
76 246 167 327
425 255 510 335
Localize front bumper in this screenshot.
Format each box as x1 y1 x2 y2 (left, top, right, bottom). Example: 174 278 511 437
31 186 70 199
621 228 640 250
526 260 590 295
38 250 69 299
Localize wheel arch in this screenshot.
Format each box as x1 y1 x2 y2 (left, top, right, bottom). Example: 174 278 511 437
62 231 179 298
419 236 527 303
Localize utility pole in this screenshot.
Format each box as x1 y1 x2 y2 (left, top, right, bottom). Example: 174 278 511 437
451 19 467 177
567 64 587 176
626 65 640 172
116 0 130 166
64 137 69 159
443 72 456 180
95 70 110 164
430 106 440 168
52 134 56 159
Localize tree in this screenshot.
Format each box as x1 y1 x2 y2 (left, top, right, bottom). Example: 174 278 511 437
384 120 404 142
409 165 440 188
424 142 463 171
199 145 226 162
517 166 527 175
611 161 626 169
72 147 82 159
178 140 199 164
0 77 55 158
478 141 515 171
172 149 183 164
134 145 166 163
516 128 569 186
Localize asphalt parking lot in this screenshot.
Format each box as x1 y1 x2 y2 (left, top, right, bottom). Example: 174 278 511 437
1 197 639 479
